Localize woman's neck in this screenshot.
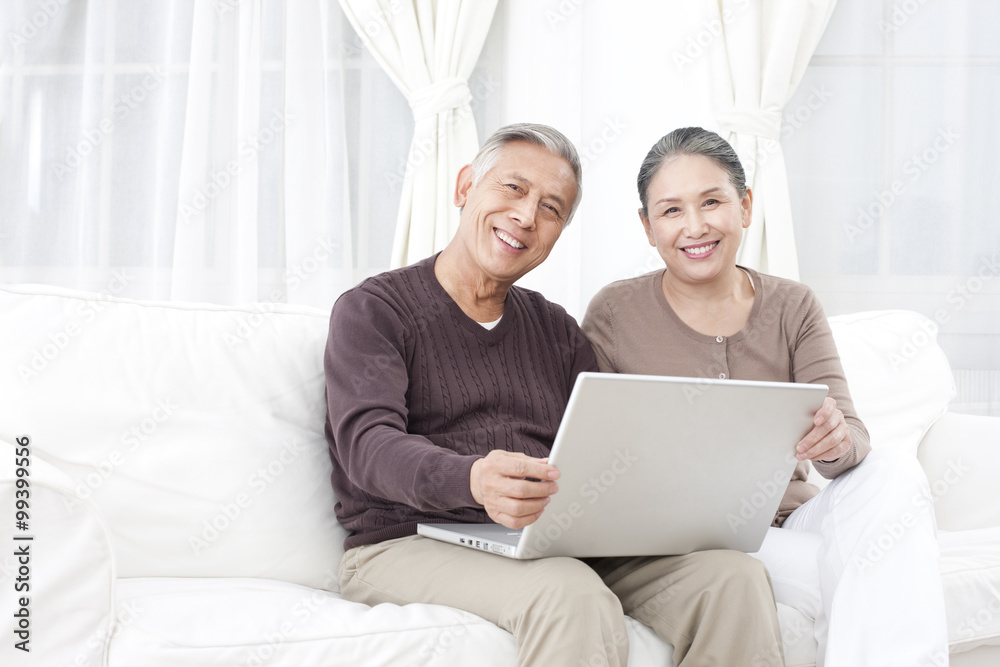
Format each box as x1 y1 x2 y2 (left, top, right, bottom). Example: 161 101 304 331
661 267 755 337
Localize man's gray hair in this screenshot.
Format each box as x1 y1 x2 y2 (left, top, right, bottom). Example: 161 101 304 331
637 127 748 219
469 123 583 225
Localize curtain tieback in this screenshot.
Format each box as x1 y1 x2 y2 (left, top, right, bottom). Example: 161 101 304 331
716 108 783 141
409 78 472 121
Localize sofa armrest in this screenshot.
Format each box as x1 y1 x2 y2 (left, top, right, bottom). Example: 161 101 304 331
0 438 117 666
917 412 1000 531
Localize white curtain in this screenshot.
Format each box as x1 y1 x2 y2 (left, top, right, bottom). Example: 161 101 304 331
338 0 498 267
711 0 838 280
0 0 396 308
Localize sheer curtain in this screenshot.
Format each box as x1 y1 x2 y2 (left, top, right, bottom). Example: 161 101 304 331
711 0 838 280
0 0 409 309
338 0 498 267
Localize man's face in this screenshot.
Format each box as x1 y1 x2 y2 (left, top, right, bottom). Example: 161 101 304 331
453 141 578 286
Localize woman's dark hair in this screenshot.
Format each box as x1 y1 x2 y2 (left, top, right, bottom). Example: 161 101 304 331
637 127 747 218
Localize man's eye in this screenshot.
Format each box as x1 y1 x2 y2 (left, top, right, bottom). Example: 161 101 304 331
506 183 522 193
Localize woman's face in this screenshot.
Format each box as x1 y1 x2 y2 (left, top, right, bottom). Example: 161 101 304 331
640 153 752 287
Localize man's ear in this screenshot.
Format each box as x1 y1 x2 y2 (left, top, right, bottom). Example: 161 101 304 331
454 164 475 207
639 208 656 246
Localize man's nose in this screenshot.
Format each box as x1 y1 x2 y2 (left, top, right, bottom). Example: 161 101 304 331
510 198 537 229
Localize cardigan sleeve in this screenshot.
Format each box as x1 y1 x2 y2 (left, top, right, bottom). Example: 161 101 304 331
581 286 619 373
790 288 872 479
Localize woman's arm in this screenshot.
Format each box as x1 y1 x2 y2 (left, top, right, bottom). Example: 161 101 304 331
791 290 872 478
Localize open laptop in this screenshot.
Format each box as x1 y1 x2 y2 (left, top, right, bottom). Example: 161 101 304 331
417 372 827 559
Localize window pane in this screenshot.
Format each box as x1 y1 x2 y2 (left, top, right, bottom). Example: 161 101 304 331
786 66 883 277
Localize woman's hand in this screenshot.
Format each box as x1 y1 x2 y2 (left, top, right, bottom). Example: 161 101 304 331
796 396 853 462
470 450 560 529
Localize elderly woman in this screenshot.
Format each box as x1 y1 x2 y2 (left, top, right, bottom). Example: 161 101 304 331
582 127 949 666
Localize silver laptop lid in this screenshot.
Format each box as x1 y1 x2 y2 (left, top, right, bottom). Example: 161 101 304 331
515 373 827 559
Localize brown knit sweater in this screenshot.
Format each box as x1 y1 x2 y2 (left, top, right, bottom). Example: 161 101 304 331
324 254 598 549
581 268 871 525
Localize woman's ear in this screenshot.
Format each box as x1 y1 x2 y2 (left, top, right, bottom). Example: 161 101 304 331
454 164 475 207
741 187 753 228
639 208 656 246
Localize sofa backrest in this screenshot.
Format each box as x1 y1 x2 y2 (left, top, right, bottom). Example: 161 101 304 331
2 285 960 583
0 285 347 590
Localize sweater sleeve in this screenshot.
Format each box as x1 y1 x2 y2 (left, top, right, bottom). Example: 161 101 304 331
581 287 619 373
790 288 872 479
324 287 479 512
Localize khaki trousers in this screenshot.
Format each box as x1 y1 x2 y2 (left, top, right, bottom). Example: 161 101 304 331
339 535 784 666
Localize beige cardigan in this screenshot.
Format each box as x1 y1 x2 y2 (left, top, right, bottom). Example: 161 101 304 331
581 267 871 525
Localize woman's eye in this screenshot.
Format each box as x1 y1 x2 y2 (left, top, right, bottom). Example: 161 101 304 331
703 199 719 207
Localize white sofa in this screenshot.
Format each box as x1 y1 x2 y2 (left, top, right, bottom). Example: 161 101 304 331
1 283 998 667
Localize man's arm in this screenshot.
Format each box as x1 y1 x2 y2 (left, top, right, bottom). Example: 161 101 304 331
325 287 479 511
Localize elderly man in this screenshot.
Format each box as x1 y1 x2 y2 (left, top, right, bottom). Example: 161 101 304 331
324 123 784 666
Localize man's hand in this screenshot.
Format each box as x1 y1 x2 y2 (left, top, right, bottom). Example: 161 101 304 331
470 450 560 529
796 396 852 463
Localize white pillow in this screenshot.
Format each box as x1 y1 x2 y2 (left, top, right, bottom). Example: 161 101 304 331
0 285 348 590
827 310 955 457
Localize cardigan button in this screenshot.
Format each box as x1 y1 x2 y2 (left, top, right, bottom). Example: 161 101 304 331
715 336 724 343
719 372 727 379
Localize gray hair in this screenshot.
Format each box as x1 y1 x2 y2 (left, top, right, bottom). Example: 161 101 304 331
637 127 747 219
469 123 583 225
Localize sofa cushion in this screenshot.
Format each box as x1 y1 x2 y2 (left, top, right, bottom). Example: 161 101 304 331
827 310 955 456
0 285 347 590
939 528 1000 654
108 577 674 666
918 412 1000 531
